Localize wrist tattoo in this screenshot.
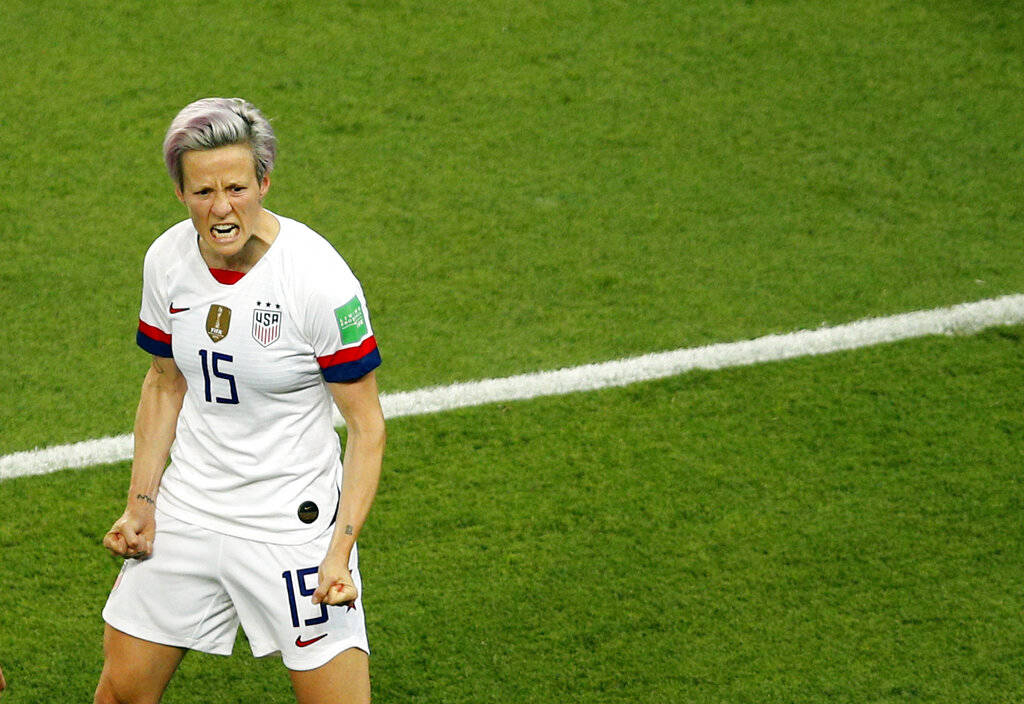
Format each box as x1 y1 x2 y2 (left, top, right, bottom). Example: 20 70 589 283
136 494 156 505
345 524 355 536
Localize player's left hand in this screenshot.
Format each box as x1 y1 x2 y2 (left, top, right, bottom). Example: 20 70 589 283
312 554 358 608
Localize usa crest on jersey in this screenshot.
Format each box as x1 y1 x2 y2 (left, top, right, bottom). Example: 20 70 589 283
252 305 282 347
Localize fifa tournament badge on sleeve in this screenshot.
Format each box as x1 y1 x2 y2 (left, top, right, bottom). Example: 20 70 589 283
334 297 368 345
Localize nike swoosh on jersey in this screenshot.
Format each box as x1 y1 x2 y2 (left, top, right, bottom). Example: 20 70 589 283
295 634 328 648
169 303 190 314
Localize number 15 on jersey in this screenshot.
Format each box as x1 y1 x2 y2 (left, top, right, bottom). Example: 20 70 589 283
198 350 239 404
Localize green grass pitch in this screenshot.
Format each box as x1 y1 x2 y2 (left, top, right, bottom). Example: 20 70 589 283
1 1 1023 702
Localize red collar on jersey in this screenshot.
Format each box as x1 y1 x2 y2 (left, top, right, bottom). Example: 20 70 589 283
209 268 246 285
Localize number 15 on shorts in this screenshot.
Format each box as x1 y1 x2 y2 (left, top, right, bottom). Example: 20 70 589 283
282 568 328 628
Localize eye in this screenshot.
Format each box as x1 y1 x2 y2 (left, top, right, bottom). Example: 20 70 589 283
194 187 212 196
231 185 247 193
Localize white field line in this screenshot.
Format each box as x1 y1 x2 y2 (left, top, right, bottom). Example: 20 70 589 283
3 293 1024 481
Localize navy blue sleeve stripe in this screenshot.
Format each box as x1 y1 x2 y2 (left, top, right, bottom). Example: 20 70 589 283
137 330 174 358
321 348 381 383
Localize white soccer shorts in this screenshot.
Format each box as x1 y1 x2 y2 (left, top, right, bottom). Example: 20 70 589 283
102 509 368 671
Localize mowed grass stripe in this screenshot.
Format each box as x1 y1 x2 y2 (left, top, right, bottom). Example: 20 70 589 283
3 293 1024 481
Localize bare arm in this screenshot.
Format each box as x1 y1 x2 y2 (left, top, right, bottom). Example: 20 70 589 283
103 356 187 558
312 370 386 606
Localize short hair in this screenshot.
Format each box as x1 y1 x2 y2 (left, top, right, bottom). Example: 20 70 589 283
163 97 276 189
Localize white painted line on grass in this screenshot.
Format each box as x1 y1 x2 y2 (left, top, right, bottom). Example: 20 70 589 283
3 293 1024 481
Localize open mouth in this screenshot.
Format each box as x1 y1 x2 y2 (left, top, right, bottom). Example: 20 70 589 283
210 224 239 241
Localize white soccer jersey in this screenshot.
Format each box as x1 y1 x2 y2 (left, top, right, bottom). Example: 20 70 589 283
136 214 381 545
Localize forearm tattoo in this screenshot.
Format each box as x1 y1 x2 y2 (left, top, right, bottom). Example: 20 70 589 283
136 494 156 505
345 524 354 536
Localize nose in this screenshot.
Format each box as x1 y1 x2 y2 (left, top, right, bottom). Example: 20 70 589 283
211 191 232 218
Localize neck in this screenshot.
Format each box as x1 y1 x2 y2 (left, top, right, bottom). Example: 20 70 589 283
199 210 280 272
203 236 269 272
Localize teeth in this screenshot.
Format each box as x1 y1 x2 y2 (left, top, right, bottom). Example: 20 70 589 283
212 225 237 236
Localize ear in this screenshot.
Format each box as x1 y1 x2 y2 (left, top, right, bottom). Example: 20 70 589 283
175 186 185 204
259 175 271 200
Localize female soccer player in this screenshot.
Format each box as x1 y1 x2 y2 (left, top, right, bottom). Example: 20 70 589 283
95 98 386 704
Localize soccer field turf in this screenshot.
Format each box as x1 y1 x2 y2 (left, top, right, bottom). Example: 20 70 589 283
1 1 1023 702
3 328 1024 702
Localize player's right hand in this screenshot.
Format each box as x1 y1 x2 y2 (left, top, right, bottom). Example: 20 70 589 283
103 507 156 559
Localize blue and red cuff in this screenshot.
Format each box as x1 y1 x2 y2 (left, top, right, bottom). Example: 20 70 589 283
137 319 173 358
318 336 381 382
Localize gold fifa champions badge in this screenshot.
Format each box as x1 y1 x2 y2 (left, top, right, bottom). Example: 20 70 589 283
206 304 232 342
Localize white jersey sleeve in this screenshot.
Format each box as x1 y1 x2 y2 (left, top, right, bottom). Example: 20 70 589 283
298 240 381 382
136 239 174 357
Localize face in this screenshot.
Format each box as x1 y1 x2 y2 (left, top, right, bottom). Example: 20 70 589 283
176 143 271 264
